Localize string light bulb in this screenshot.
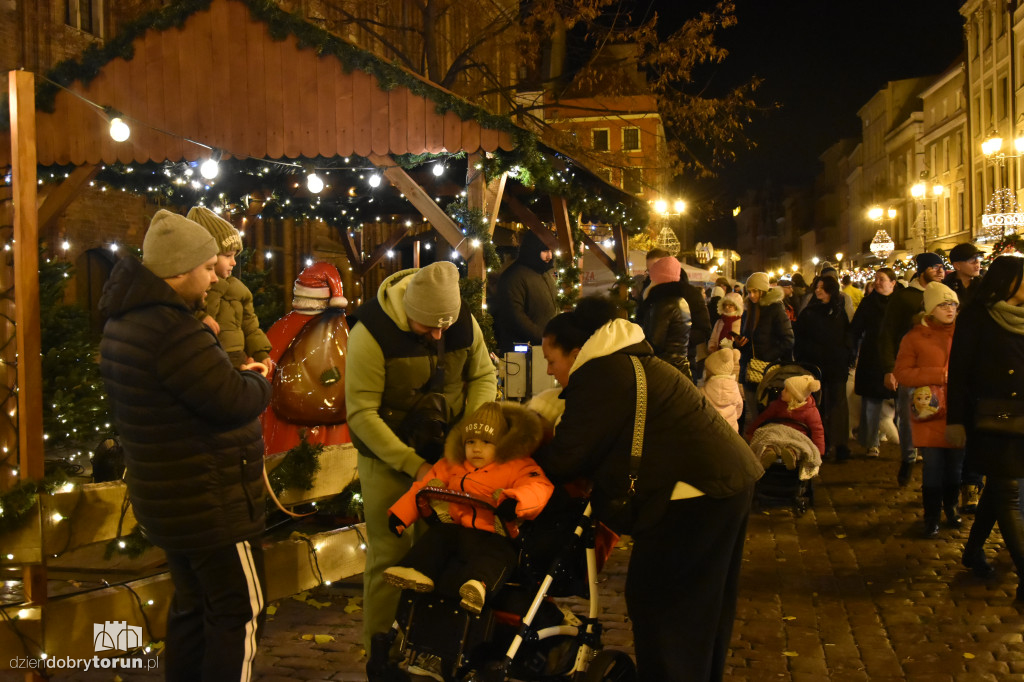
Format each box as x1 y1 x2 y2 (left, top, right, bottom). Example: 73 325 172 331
307 171 324 194
432 163 444 177
108 117 130 142
368 174 381 188
200 150 223 180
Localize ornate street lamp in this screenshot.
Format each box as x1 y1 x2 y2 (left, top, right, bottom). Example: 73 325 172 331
867 205 896 260
981 127 1024 241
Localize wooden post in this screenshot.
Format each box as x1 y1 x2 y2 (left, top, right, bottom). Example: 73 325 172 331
10 69 49 658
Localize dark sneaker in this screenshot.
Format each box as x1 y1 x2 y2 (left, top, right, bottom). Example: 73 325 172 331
897 461 914 487
962 550 996 578
923 519 940 539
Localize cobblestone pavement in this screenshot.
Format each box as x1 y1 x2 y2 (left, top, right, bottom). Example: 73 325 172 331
6 441 1024 681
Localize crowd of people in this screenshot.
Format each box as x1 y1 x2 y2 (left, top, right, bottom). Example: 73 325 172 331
96 212 1024 682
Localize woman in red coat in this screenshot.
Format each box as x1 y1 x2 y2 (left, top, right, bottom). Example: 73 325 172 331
894 282 961 538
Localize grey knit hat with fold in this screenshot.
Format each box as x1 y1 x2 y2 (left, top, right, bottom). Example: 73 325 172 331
186 205 243 255
142 210 218 278
404 261 462 328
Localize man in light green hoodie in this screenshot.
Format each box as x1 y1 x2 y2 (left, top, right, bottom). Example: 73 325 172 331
345 261 496 660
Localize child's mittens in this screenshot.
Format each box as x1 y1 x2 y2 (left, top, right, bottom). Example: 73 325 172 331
388 513 406 537
495 498 518 522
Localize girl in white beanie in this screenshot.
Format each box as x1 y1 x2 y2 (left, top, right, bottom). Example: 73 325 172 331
893 281 961 539
744 374 826 458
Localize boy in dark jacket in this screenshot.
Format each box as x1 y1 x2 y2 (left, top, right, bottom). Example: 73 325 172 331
99 210 272 681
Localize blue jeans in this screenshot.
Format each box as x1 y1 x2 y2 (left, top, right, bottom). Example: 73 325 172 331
859 397 882 449
919 447 965 490
896 385 916 463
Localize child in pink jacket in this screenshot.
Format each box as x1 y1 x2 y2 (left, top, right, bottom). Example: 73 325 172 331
702 348 743 431
383 402 553 614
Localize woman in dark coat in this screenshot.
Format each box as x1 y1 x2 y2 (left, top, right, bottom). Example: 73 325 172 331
849 267 899 456
738 272 794 427
949 256 1024 594
635 256 692 380
795 275 852 460
536 297 763 682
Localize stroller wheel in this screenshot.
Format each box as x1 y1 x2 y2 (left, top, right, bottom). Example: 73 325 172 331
578 649 636 682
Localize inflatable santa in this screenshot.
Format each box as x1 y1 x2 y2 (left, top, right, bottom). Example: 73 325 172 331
261 262 351 456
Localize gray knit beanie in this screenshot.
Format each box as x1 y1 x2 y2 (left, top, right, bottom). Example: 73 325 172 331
186 205 243 255
142 210 218 278
404 262 462 328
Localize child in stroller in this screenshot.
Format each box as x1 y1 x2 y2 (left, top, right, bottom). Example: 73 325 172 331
369 401 634 682
384 401 553 614
745 368 825 512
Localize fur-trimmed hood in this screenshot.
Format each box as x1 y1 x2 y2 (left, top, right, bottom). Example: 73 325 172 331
443 402 544 465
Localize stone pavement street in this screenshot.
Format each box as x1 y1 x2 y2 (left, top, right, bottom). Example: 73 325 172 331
6 441 1024 681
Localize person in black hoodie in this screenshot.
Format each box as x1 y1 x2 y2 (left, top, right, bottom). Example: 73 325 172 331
536 297 762 682
635 256 692 380
99 210 272 681
493 230 560 352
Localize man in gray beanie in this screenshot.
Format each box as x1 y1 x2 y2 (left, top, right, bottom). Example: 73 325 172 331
345 260 496 672
98 209 272 680
879 251 947 486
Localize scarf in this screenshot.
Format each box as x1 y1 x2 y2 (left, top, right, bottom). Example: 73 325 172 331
989 301 1024 336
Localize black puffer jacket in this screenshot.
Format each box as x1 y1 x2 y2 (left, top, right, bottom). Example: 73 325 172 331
99 257 272 553
948 302 1024 478
635 281 692 378
535 321 763 537
849 290 896 399
740 287 794 381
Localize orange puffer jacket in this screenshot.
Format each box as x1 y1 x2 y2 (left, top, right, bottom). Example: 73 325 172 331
389 403 553 536
893 318 955 448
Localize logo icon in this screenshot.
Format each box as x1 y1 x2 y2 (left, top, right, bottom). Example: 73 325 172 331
93 621 142 652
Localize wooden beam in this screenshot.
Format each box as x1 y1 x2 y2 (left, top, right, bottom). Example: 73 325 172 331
550 195 575 257
10 69 48 609
611 223 629 277
578 230 616 273
367 153 470 259
362 225 410 273
501 193 557 250
485 173 507 235
37 164 99 232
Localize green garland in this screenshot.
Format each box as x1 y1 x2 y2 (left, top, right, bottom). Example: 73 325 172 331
268 434 323 495
0 467 71 535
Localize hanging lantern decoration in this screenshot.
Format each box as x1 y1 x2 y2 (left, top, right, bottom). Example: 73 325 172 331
694 241 714 264
981 188 1024 241
869 229 895 259
655 226 680 256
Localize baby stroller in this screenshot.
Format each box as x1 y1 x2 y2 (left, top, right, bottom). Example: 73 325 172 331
749 362 822 515
366 486 636 682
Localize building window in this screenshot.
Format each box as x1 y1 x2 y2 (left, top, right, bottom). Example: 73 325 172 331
66 0 102 36
999 77 1008 120
622 127 641 151
592 129 609 151
622 167 643 195
957 131 964 167
595 168 612 184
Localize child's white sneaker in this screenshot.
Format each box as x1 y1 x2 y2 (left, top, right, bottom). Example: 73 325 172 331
383 566 434 592
459 579 486 614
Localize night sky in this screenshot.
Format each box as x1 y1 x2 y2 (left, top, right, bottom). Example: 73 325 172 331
657 0 966 194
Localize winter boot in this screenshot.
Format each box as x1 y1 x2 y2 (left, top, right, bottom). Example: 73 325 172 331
962 543 996 578
923 487 942 538
961 483 982 514
897 460 915 487
943 485 963 528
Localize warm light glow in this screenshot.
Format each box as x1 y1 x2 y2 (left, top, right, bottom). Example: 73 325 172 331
61 240 71 251
887 208 897 219
109 117 130 142
654 199 668 215
673 200 686 214
812 256 820 265
717 257 726 266
932 184 944 197
868 206 884 221
432 164 444 177
200 158 220 180
791 264 798 271
982 132 1003 156
368 174 382 188
835 252 843 262
306 172 324 194
911 183 926 199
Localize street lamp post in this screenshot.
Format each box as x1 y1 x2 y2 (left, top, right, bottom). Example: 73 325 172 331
652 197 688 258
980 129 1024 241
868 205 896 261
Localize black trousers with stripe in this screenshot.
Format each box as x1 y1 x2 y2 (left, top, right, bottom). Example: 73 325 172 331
165 538 266 682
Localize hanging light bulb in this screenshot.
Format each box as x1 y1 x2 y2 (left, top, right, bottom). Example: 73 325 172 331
200 150 223 180
307 171 324 194
368 174 382 188
108 117 130 142
432 163 444 177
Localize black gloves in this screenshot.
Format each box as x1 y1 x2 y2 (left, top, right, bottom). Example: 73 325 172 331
388 513 406 537
496 498 518 522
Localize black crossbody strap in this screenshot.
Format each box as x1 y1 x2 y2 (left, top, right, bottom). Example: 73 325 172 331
627 355 647 496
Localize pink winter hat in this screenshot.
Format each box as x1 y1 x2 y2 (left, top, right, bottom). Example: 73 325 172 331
648 257 681 286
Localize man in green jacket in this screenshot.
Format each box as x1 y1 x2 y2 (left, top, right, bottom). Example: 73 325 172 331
345 261 497 659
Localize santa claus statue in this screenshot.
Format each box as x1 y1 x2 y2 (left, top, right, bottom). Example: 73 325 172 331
261 262 351 456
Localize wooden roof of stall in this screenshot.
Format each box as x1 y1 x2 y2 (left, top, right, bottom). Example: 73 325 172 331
0 0 515 166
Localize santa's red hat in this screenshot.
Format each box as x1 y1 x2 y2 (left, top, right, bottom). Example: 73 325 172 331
292 262 347 314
